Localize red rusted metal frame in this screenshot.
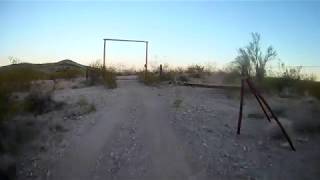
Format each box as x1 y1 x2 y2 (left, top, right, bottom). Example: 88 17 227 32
245 80 272 123
246 79 296 151
237 78 245 134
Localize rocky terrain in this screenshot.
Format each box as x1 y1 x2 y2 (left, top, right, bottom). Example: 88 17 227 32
12 78 320 180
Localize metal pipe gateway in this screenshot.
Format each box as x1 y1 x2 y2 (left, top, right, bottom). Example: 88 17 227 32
102 38 149 75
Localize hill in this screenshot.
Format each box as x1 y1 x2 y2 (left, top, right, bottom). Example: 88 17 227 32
0 59 87 74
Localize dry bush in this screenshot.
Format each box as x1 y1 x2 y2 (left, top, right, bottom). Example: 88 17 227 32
0 66 48 93
138 65 190 85
177 74 189 82
49 68 84 80
102 68 117 89
186 64 205 78
138 71 160 85
24 81 64 115
87 61 117 88
77 96 96 114
0 67 49 121
64 96 96 120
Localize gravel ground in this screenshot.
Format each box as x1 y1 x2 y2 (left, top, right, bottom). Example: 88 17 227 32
16 78 320 180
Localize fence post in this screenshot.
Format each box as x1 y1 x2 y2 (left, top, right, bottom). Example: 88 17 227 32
160 64 163 77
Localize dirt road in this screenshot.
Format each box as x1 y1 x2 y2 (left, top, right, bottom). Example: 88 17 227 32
49 79 196 180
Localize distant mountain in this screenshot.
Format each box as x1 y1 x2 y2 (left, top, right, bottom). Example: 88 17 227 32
0 59 87 73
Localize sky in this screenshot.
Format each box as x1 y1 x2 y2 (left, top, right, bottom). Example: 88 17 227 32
1 1 320 70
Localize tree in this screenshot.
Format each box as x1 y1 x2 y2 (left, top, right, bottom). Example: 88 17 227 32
8 56 20 64
233 48 252 76
234 33 277 81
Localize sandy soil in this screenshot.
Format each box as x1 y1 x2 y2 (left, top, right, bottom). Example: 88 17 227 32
17 77 320 180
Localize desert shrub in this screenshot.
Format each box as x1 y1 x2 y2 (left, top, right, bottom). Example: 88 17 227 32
203 62 216 75
0 66 48 93
138 68 184 85
177 74 189 82
77 96 89 107
0 66 51 120
260 64 320 99
261 77 284 93
102 68 117 89
87 61 117 88
261 77 320 99
138 71 160 85
159 65 186 82
24 92 53 114
222 71 241 84
77 96 96 113
160 70 176 81
295 80 320 99
186 65 204 78
49 68 84 80
87 67 101 85
23 82 64 114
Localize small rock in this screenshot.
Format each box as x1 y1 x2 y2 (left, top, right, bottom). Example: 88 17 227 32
202 142 208 148
223 153 230 158
280 142 290 148
46 170 51 177
202 127 213 133
296 137 308 143
39 145 47 152
27 171 33 177
224 124 230 128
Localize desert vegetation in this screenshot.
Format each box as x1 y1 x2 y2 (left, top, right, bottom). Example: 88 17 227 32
0 59 100 179
87 60 117 88
0 33 319 180
137 59 319 101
